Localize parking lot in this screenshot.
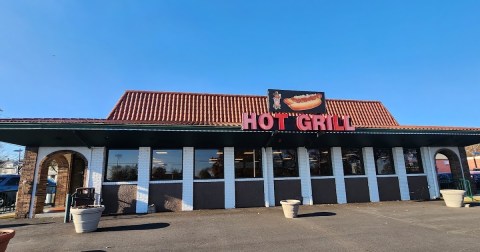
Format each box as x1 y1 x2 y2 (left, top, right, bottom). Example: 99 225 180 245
1 200 480 251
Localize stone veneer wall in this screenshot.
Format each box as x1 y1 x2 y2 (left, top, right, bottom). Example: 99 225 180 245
15 147 38 219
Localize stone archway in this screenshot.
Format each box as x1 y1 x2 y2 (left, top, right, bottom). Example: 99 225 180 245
435 149 464 191
34 151 88 214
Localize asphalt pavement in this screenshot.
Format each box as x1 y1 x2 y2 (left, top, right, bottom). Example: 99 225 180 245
2 200 480 251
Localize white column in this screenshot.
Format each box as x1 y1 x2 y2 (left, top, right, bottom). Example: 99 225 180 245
298 147 313 205
136 147 151 213
392 147 410 200
182 147 194 211
264 147 275 207
224 147 235 209
88 147 106 205
332 147 347 204
363 147 379 202
421 147 439 199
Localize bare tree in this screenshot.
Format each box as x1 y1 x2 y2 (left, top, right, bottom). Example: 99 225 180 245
465 144 480 157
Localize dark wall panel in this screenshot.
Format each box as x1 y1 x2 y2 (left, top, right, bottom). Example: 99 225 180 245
408 176 430 200
345 178 370 203
102 185 137 214
149 183 183 212
194 182 225 209
311 179 337 204
235 181 265 208
377 177 401 201
274 180 302 206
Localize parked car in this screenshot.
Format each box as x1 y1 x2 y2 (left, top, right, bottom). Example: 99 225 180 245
0 174 56 207
471 170 480 188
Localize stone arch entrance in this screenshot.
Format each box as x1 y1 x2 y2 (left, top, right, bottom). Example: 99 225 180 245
34 151 88 214
435 149 464 191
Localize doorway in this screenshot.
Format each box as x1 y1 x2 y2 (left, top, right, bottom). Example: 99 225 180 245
435 149 463 191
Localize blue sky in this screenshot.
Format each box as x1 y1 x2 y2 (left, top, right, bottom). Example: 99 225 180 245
1 1 479 157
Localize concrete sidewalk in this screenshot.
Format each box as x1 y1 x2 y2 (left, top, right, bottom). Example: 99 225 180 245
1 200 480 251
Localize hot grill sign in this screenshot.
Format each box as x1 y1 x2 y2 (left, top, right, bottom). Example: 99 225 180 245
241 113 355 132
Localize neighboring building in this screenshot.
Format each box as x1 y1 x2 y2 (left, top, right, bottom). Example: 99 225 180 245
0 160 18 175
467 157 480 170
0 90 479 219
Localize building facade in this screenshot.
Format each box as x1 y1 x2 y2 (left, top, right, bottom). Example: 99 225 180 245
0 90 479 218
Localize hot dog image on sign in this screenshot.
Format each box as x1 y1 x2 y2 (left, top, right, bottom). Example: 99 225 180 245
268 89 326 114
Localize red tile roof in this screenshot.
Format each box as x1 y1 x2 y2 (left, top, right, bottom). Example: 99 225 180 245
106 90 400 127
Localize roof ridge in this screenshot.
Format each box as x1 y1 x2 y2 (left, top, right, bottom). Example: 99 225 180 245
124 90 267 98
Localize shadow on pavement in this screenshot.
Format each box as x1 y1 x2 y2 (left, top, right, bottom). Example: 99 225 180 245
297 212 336 218
0 222 54 229
97 222 170 232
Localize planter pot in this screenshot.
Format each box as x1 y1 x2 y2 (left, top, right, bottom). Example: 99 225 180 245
71 205 105 233
440 189 465 208
0 229 15 252
280 200 301 218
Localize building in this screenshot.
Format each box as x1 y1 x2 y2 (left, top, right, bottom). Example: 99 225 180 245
0 90 479 219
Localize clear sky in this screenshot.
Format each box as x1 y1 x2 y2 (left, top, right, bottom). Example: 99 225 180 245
1 1 479 157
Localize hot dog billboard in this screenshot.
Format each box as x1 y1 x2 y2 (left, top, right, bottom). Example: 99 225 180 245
268 89 326 114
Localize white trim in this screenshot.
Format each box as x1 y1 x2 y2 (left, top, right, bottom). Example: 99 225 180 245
224 147 235 209
376 174 398 178
364 147 379 202
311 176 335 179
235 178 264 182
193 179 225 183
182 147 194 211
265 147 275 207
421 147 438 199
332 147 347 204
102 181 137 185
406 173 427 177
273 177 301 181
136 147 151 213
343 175 368 179
150 180 183 184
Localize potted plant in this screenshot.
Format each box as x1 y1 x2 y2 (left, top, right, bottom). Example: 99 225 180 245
440 189 465 208
280 199 301 218
0 229 15 251
70 205 105 233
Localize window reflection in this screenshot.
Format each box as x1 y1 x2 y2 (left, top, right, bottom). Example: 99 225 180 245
342 148 365 175
194 149 224 179
273 149 299 177
308 148 333 176
374 148 395 175
234 149 262 178
105 149 139 182
151 149 183 180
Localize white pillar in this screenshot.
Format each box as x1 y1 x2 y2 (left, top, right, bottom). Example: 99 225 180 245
136 147 151 213
263 147 275 207
363 147 379 202
89 147 106 205
182 147 194 211
298 147 313 205
421 147 439 199
224 147 235 209
392 147 410 200
332 147 347 204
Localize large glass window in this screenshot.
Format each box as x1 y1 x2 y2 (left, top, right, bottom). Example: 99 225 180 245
342 148 365 175
194 149 224 179
309 148 333 176
403 148 424 174
234 149 262 178
105 149 139 182
151 149 183 180
273 149 299 177
374 148 395 175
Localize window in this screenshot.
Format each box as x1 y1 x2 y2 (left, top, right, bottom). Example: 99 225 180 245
374 148 395 175
234 149 262 178
342 148 364 175
309 148 333 176
5 177 19 186
403 148 424 174
151 149 183 180
105 149 139 182
194 149 224 179
273 149 299 177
